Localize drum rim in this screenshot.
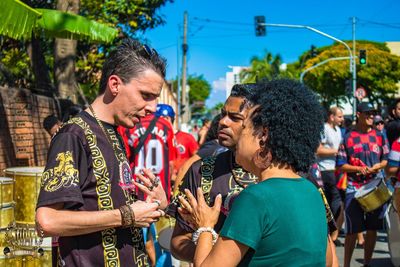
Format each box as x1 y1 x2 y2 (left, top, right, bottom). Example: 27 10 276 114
355 179 385 198
0 203 15 209
4 167 44 176
0 177 14 182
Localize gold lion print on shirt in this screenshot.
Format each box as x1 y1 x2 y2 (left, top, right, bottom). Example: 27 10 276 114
42 151 79 192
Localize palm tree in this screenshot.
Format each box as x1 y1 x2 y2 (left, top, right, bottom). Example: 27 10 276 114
240 52 283 83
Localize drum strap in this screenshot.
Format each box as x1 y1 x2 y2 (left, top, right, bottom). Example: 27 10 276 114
200 156 217 205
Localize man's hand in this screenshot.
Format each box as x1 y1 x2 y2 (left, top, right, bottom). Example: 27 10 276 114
129 201 165 228
367 163 382 174
357 166 370 176
134 168 168 210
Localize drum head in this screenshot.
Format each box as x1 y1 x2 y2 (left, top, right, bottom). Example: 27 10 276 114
355 179 381 198
4 167 44 176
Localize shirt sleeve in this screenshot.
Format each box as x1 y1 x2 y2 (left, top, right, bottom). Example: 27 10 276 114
220 188 267 250
188 135 199 156
388 140 400 167
37 131 88 210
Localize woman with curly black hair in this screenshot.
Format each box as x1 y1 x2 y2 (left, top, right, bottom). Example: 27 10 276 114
178 79 329 266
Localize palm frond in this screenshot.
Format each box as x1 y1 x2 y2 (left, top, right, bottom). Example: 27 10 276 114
0 0 41 40
36 9 118 43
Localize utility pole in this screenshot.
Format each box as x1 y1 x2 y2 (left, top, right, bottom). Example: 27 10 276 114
181 11 188 125
176 33 181 129
352 17 357 120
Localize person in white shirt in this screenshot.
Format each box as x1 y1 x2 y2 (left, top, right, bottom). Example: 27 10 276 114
317 106 344 242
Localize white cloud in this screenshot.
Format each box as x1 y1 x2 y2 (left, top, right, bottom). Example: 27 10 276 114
212 77 226 91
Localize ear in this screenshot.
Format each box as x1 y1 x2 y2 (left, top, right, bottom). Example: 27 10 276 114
107 75 121 96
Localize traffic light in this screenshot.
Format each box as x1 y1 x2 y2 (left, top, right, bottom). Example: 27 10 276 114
254 16 266 37
345 79 352 97
310 45 317 57
359 49 367 65
180 104 186 116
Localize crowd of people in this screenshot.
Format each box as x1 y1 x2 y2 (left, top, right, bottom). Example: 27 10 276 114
36 39 400 267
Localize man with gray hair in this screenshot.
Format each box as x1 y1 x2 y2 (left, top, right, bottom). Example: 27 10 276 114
36 39 169 266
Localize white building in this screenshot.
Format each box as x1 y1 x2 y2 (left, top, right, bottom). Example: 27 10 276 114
225 66 248 98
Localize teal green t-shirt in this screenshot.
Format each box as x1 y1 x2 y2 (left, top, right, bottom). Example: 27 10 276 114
220 177 327 267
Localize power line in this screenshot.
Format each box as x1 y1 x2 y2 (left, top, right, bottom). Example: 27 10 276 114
359 19 400 29
192 17 252 26
190 33 253 39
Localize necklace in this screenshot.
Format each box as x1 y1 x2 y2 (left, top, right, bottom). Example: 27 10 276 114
88 105 134 192
230 155 257 188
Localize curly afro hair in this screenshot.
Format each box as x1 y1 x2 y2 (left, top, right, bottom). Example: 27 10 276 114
249 79 324 173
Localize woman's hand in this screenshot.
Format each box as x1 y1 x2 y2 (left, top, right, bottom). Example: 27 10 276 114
129 201 165 228
178 188 222 229
134 168 168 210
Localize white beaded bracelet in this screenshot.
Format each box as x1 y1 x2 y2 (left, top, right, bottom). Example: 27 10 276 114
192 227 218 245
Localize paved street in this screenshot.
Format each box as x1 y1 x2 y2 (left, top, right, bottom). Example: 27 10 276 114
336 230 394 267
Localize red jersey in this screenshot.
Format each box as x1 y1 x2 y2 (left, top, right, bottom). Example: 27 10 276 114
174 131 199 172
118 115 177 201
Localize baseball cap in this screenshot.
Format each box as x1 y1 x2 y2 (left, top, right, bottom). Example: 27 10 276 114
357 102 376 113
155 104 175 118
373 115 384 124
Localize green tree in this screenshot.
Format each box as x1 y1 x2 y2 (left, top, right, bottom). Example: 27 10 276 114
187 74 211 114
0 0 171 104
302 41 400 108
76 0 172 101
240 51 298 83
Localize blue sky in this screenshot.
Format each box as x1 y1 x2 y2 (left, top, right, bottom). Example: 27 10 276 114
141 0 400 108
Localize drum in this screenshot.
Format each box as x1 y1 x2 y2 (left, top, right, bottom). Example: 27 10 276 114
0 248 51 267
155 216 176 251
0 235 51 267
355 178 392 212
385 204 400 267
0 178 14 208
4 167 44 225
0 206 14 230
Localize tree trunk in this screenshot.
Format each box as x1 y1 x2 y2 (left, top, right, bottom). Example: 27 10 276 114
54 0 80 103
26 34 54 95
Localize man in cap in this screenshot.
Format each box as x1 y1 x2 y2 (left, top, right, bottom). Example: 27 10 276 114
337 102 389 267
373 115 386 138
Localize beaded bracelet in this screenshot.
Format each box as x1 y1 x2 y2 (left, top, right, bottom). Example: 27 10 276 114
192 227 218 245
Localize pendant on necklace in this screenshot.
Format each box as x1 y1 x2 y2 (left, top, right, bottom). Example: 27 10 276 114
119 160 135 191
